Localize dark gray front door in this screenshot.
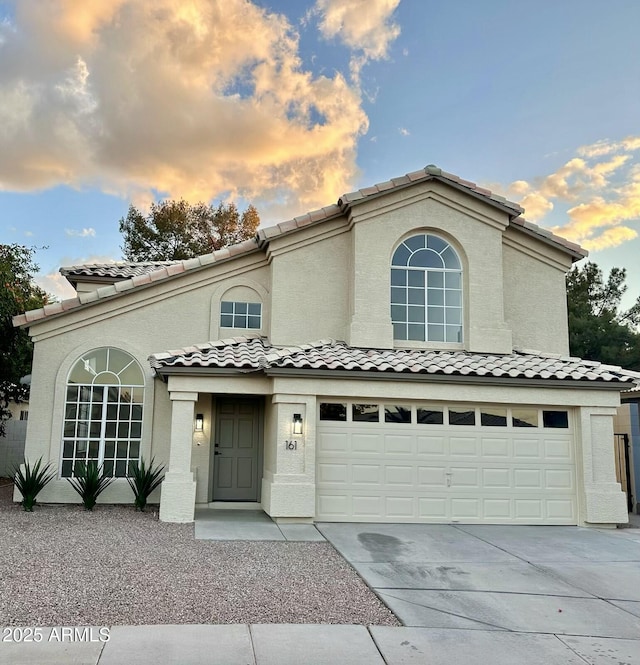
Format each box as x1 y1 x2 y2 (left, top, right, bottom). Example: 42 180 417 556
213 398 261 501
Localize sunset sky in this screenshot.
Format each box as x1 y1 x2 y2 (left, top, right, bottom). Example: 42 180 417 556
1 0 639 304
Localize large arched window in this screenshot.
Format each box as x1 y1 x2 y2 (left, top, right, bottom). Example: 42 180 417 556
61 348 144 477
391 234 463 343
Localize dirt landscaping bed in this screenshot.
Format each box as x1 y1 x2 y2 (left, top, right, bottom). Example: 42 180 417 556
0 482 399 627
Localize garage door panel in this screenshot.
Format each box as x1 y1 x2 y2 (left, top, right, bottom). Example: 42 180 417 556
417 436 445 455
451 498 481 519
545 468 573 489
515 499 544 519
317 405 577 524
418 466 447 487
352 464 382 484
547 499 575 520
318 432 349 453
385 496 415 518
483 498 511 519
419 497 447 518
450 467 479 487
352 433 382 454
352 495 383 517
481 438 510 457
317 463 348 484
385 465 415 486
513 439 542 458
450 437 478 456
385 435 414 454
544 438 573 460
514 468 542 488
317 494 349 517
482 468 510 488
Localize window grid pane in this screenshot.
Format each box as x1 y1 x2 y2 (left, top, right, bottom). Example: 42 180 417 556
220 301 262 329
62 349 144 479
61 383 143 478
390 234 462 343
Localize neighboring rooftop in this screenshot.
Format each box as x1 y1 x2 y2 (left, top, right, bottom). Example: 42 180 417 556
61 261 180 285
15 164 587 328
150 336 640 386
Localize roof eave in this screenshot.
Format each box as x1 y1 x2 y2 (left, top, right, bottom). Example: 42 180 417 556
150 364 633 389
509 221 588 262
14 244 263 329
339 174 524 220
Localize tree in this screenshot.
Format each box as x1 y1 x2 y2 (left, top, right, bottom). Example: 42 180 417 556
0 245 49 436
119 200 260 261
566 261 640 370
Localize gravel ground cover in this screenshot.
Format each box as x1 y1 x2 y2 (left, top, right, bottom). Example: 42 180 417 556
0 482 399 627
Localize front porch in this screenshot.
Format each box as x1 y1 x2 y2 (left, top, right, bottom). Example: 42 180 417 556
158 376 316 523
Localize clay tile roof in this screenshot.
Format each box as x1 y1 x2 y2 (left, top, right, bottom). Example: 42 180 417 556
17 164 586 329
332 164 522 219
60 261 180 281
149 338 640 386
14 240 261 328
257 164 583 259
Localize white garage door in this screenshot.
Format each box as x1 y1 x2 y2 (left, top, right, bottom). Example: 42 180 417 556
316 401 577 524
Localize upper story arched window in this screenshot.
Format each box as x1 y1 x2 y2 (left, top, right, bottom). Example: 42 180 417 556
391 234 463 343
62 348 144 478
219 285 263 330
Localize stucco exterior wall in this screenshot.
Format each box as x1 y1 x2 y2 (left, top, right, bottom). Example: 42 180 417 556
345 182 513 352
502 230 572 355
269 230 350 346
20 256 269 504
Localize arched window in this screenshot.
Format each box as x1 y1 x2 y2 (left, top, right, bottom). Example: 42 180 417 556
61 348 144 477
391 234 463 343
219 285 263 330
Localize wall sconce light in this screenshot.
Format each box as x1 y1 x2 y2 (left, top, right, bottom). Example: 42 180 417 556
195 413 204 432
292 413 303 435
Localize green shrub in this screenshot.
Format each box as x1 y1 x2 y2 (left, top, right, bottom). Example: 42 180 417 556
127 457 165 511
67 461 115 510
12 457 56 511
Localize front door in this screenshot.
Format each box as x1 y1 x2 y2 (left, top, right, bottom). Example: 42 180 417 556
212 398 262 501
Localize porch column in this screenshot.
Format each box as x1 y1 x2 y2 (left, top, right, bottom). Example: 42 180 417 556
261 394 316 521
578 406 628 525
159 391 198 523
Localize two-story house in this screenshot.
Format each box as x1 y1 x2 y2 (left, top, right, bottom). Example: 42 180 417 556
14 165 639 525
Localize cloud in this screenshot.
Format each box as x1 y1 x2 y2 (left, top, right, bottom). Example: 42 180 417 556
520 192 554 220
314 0 400 79
583 226 638 251
398 127 410 136
65 227 96 237
0 0 372 217
35 271 77 301
577 136 640 159
501 135 640 252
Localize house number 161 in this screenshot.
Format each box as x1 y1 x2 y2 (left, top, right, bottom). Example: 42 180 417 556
285 440 298 450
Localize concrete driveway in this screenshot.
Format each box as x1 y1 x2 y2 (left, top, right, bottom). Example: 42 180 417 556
318 523 640 664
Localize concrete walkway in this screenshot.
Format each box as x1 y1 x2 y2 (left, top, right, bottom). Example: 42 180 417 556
194 507 325 541
2 623 639 664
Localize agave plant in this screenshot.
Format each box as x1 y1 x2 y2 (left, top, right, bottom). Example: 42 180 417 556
127 457 165 511
67 461 115 510
12 457 56 511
